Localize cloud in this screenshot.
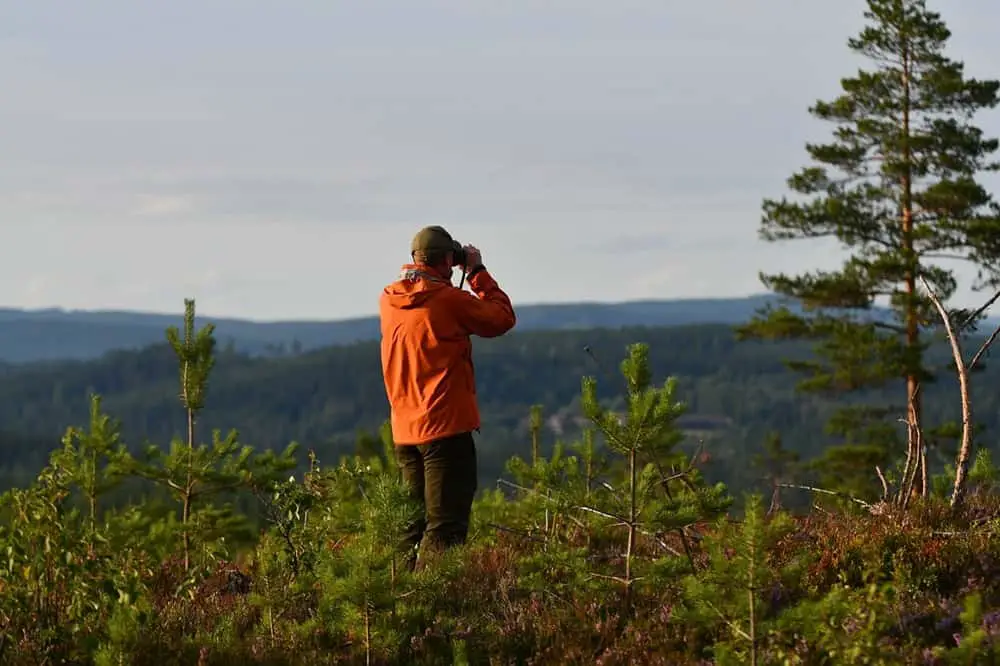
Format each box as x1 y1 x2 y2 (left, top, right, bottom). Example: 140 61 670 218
131 195 194 218
0 0 998 318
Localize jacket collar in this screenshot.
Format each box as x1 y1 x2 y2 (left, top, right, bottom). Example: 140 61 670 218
399 263 449 283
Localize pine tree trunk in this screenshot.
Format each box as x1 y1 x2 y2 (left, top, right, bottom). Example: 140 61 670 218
900 35 925 497
183 405 194 572
625 447 637 606
89 449 98 537
364 601 372 666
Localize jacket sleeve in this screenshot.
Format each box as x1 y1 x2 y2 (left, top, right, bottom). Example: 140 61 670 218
452 269 517 338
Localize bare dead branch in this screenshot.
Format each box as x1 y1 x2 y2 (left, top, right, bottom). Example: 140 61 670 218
574 503 630 526
811 503 833 516
896 416 915 509
777 483 874 510
875 466 889 501
969 323 1000 371
921 276 974 510
897 387 925 509
484 522 548 544
586 573 641 586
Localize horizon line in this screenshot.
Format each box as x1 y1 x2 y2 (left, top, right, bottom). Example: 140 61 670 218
0 292 786 324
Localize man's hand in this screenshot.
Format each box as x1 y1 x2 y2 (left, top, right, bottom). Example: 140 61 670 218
462 244 483 268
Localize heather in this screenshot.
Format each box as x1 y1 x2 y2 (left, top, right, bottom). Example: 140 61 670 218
3 302 1000 664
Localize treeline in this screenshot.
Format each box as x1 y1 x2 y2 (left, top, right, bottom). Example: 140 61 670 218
0 320 995 500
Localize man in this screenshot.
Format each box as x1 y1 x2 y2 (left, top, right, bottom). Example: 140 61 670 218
379 225 516 567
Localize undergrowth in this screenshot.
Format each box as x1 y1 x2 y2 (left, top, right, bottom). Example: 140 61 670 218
2 302 1000 665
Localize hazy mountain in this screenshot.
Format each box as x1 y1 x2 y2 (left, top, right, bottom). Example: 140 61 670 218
0 292 988 363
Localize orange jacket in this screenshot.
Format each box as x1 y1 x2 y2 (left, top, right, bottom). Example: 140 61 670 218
379 263 516 445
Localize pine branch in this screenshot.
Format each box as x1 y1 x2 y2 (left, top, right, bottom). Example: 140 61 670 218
920 253 972 261
872 321 907 334
958 290 1000 331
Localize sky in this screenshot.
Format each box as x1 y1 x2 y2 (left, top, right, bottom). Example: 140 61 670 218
2 0 999 321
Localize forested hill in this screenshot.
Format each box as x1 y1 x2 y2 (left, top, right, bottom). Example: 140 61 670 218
0 321 996 496
0 293 921 362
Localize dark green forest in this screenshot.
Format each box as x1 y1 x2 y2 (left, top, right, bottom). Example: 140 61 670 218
0 320 996 501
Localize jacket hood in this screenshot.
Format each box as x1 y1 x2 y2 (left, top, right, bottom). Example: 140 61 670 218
382 263 452 309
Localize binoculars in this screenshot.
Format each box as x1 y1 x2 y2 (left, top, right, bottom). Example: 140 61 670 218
451 241 468 267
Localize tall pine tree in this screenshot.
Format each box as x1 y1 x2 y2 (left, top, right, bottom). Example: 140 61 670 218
738 0 1000 499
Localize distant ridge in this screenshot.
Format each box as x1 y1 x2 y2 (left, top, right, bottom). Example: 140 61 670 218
0 293 990 363
0 293 780 326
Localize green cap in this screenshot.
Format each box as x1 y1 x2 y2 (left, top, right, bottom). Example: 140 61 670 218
411 225 459 255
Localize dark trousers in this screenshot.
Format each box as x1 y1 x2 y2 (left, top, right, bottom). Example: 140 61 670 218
395 431 478 567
